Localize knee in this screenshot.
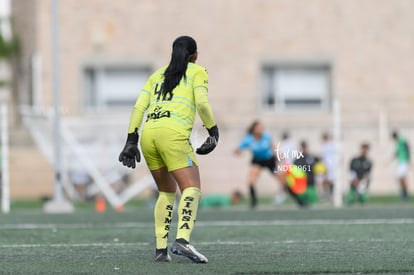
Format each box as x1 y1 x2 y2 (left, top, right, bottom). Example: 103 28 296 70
248 173 258 184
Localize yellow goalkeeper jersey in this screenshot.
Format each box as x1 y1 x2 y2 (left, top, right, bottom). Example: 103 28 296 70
128 62 215 137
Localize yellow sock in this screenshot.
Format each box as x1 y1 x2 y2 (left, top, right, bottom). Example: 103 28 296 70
176 187 201 243
154 191 176 249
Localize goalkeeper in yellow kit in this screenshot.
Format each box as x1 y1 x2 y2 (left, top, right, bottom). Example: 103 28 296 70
119 36 218 263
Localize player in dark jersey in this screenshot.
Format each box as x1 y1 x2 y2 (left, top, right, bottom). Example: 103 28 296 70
293 141 318 205
347 143 372 204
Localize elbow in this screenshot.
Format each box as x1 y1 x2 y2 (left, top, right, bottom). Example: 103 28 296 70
196 102 209 115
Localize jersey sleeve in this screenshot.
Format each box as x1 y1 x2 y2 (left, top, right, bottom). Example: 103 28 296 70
264 132 273 147
127 79 151 133
404 140 410 161
238 135 251 150
193 68 216 129
349 158 357 171
366 160 373 173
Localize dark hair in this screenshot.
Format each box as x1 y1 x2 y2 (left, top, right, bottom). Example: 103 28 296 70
232 190 243 199
391 131 398 139
322 132 330 140
300 140 308 149
162 36 197 97
361 143 370 150
248 120 260 134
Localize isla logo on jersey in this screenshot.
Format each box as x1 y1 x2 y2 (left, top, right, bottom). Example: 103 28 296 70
146 106 171 122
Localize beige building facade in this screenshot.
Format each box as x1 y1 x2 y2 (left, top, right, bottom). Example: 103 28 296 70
9 0 414 199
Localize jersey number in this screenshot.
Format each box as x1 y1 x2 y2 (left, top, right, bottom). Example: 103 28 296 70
154 83 173 101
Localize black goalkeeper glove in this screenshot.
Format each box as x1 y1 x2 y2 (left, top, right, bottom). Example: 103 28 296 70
118 129 141 169
196 125 219 155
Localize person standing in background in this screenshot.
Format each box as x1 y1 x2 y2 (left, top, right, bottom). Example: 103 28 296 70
274 131 297 204
278 132 297 165
392 131 410 201
199 191 243 208
320 133 335 200
294 141 318 205
347 143 372 205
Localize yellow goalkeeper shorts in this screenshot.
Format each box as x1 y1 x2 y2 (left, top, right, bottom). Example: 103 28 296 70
140 127 198 172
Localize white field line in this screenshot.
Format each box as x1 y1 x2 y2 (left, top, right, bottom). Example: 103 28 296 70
0 242 149 248
0 239 411 249
0 222 151 230
0 218 414 230
198 218 414 226
197 239 411 246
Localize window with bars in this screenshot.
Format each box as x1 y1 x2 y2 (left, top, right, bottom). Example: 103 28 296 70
83 64 152 110
261 64 331 112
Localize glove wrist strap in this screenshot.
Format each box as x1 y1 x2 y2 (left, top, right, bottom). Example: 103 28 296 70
126 128 139 144
207 125 219 139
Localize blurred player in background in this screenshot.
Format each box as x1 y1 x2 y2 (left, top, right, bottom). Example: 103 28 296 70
199 190 243 208
234 121 305 208
320 133 336 200
278 131 297 164
313 157 327 199
391 131 410 201
294 141 318 205
234 121 275 208
273 131 297 204
347 143 372 204
119 36 218 263
69 165 91 202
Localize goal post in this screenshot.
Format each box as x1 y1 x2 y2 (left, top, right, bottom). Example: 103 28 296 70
1 99 10 214
332 98 343 208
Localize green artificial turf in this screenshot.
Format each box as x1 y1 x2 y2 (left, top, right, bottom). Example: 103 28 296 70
0 202 413 274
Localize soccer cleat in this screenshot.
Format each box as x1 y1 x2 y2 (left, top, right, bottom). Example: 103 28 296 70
155 248 171 262
170 239 208 263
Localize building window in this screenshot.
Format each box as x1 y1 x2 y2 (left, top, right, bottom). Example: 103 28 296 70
261 64 331 112
83 64 152 110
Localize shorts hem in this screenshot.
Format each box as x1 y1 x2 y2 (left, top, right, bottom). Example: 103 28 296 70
147 164 167 171
167 161 199 172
